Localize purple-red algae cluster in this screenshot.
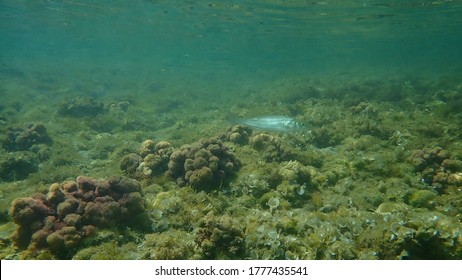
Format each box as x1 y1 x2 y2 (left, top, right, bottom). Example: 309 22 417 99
9 176 146 257
166 137 241 191
120 137 241 191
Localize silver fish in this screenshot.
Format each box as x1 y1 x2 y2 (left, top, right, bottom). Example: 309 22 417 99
237 116 303 132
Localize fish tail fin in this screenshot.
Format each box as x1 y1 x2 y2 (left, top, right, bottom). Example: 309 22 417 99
225 112 244 126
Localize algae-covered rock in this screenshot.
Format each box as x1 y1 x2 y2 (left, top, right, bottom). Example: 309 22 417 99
278 160 316 185
410 147 449 172
249 133 294 162
442 159 462 172
0 123 52 181
0 152 39 181
375 202 409 214
447 173 462 186
409 190 437 209
195 212 245 259
2 123 52 151
140 230 199 259
311 126 344 148
73 241 138 260
58 97 105 117
119 153 142 176
250 133 276 150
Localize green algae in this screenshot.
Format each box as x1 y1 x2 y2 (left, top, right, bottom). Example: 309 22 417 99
409 190 438 209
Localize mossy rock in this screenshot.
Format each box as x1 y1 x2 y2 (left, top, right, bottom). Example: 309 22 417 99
375 202 409 214
409 190 437 209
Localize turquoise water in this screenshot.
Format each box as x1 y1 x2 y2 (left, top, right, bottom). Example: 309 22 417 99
2 0 461 89
2 1 462 260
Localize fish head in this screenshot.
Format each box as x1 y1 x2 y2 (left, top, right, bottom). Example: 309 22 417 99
287 119 304 130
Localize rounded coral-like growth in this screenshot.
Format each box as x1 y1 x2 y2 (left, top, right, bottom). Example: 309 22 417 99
8 175 147 258
120 140 174 179
3 123 51 151
120 153 142 176
10 197 52 226
139 140 156 157
84 198 121 228
166 137 241 191
225 125 252 145
46 183 65 207
9 196 53 249
189 167 214 190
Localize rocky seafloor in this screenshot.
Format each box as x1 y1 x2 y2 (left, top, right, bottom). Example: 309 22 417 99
0 67 461 259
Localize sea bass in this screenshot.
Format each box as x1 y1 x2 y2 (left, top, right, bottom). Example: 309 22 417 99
236 116 304 132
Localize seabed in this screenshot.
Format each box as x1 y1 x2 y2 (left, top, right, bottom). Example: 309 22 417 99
0 67 461 259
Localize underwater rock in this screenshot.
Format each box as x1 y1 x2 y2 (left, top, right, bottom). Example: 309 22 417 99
442 159 462 173
410 147 462 193
311 126 343 148
195 212 245 259
447 173 462 186
2 123 51 151
58 97 105 117
408 190 437 209
278 160 315 185
249 133 293 162
120 153 142 176
0 151 39 181
108 100 131 112
9 175 148 258
350 102 372 115
263 160 319 208
410 147 449 172
0 123 51 181
375 202 409 214
140 230 198 260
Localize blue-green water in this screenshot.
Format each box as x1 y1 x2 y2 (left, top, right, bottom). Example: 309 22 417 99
1 1 462 260
2 0 462 89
